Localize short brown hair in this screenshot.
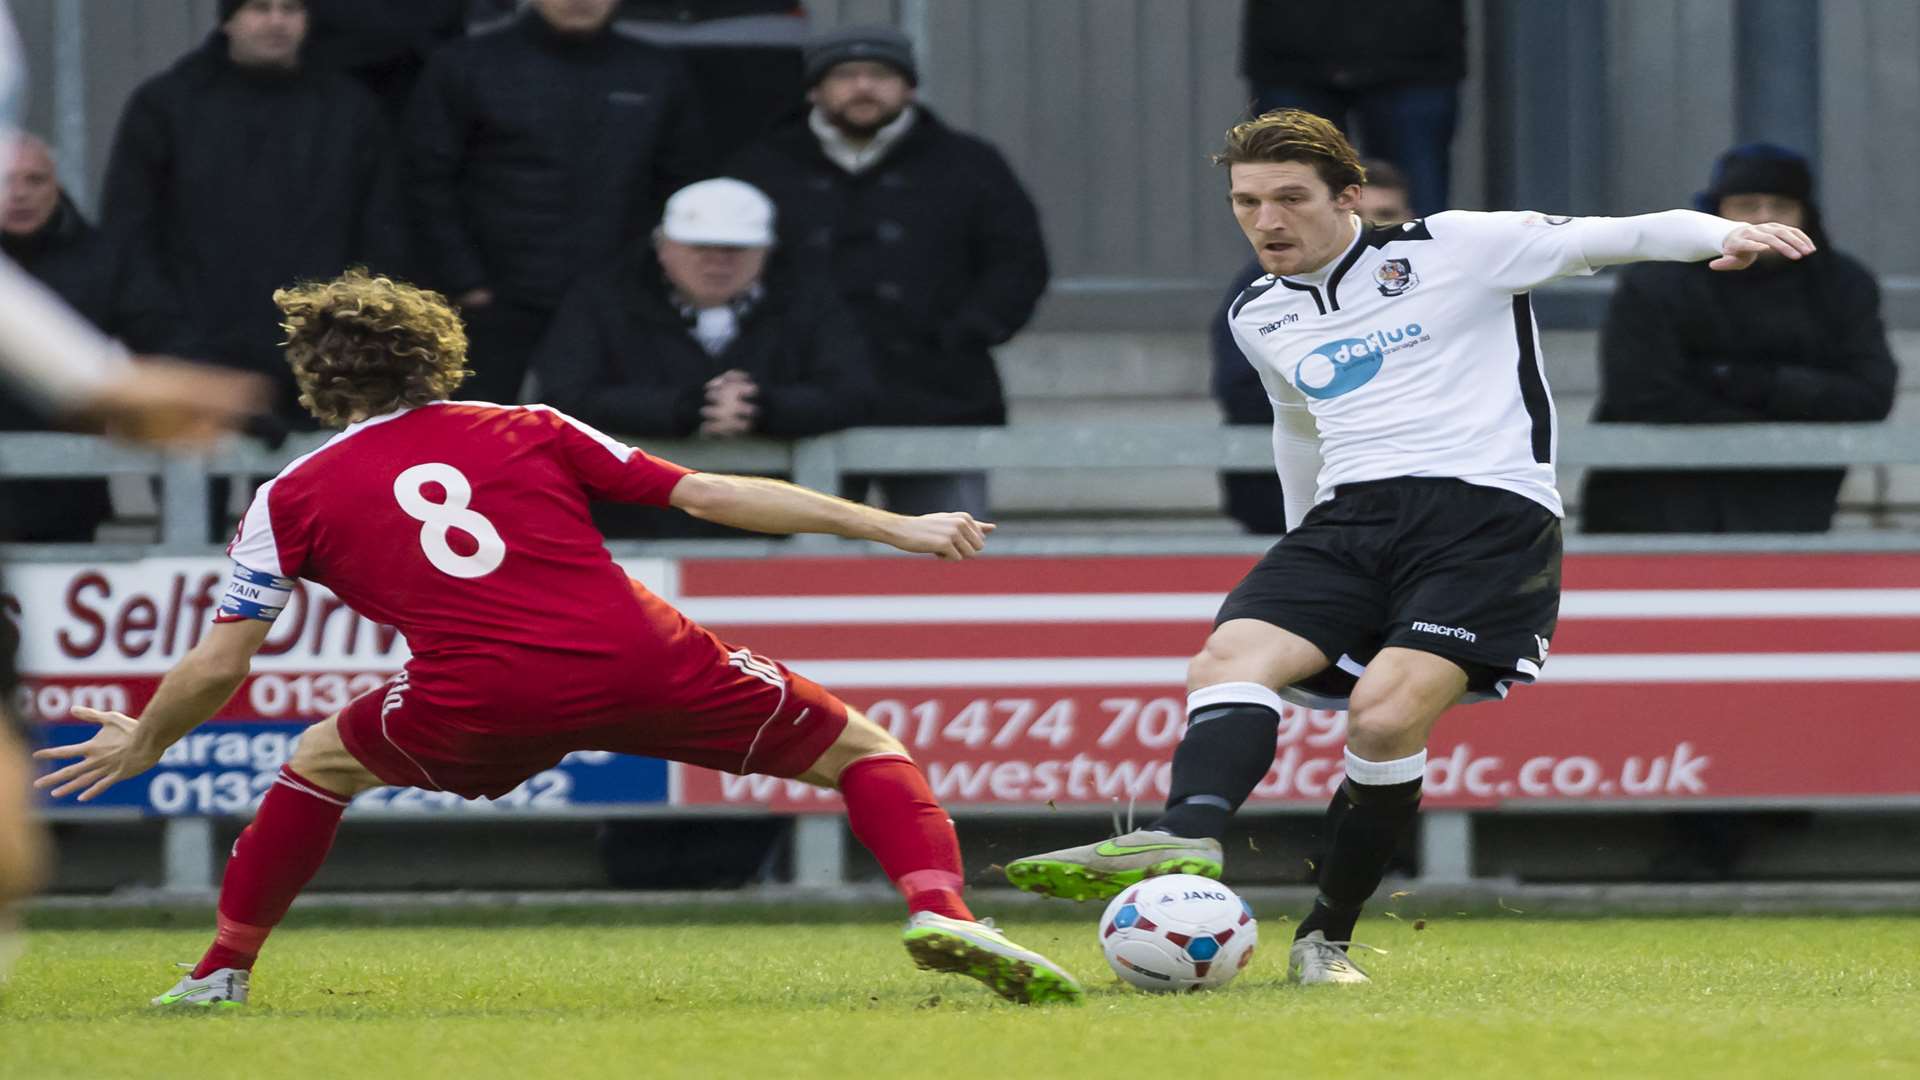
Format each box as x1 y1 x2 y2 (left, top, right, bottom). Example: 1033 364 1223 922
1214 109 1367 195
275 269 470 427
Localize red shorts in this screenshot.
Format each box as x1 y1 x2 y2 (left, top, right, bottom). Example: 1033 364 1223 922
336 642 849 800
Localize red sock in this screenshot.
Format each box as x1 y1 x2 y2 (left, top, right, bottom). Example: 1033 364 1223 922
192 766 349 977
838 754 973 921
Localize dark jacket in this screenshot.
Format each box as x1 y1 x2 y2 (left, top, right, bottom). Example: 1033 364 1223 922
0 195 186 541
727 107 1049 426
533 249 872 438
101 33 403 420
405 12 709 308
0 195 187 358
304 0 469 119
1583 252 1899 533
1241 0 1466 90
1210 259 1289 534
1211 260 1273 427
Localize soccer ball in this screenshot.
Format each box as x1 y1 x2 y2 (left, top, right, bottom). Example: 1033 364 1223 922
1098 873 1258 992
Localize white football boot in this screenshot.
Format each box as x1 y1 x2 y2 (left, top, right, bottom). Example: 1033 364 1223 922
151 964 249 1008
1288 930 1374 986
902 911 1084 1004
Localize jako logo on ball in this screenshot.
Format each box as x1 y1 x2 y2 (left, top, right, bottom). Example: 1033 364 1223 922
1099 873 1259 992
1291 323 1425 400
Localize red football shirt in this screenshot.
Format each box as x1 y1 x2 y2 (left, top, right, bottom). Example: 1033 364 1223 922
226 402 698 719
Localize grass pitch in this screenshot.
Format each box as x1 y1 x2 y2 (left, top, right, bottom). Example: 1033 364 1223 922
3 904 1916 1079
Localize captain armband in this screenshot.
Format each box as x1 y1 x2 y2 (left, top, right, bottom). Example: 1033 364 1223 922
217 563 296 622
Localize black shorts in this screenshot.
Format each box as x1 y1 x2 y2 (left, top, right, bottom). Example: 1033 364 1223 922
1215 477 1562 706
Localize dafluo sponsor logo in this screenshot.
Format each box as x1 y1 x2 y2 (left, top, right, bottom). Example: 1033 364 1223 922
1292 322 1430 400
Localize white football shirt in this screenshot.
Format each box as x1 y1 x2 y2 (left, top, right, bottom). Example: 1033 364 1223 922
1228 209 1734 518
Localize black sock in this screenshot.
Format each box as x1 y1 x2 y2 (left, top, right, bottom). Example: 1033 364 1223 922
1148 702 1279 840
1295 776 1422 944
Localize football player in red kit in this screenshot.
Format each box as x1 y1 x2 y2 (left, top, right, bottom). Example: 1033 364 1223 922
35 269 1083 1007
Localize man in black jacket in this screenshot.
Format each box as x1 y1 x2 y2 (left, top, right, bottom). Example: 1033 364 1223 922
534 177 870 537
2 134 189 541
728 25 1048 519
101 0 403 427
1241 0 1464 216
1583 144 1899 533
406 0 709 405
303 0 468 120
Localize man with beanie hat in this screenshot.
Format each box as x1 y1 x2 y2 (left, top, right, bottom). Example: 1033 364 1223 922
1584 143 1898 533
101 0 404 430
729 24 1049 520
406 0 710 405
801 23 917 87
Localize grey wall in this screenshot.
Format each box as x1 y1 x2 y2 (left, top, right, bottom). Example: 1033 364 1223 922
10 0 1918 318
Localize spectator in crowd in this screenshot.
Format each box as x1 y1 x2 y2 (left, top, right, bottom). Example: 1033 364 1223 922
1209 159 1416 534
1240 0 1464 216
537 177 869 440
729 25 1048 519
536 177 870 536
2 137 184 358
101 0 403 427
303 0 468 120
407 0 709 405
1355 158 1414 227
1 135 188 541
1583 143 1898 534
616 2 810 163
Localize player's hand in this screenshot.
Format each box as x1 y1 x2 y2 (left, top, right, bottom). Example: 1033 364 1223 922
67 357 271 449
30 707 157 802
1710 222 1815 271
887 512 995 561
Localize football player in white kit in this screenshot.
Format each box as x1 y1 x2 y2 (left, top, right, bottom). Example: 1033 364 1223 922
1005 110 1813 984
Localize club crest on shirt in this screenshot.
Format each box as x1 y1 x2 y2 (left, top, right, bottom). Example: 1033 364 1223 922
1374 258 1419 297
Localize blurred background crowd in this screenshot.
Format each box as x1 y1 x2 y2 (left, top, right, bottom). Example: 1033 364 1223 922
0 0 1905 547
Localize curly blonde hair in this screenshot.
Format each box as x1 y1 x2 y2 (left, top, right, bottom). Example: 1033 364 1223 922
1213 109 1367 194
275 269 471 427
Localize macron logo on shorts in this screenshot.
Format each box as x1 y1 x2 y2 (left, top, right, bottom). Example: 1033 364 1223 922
1411 621 1478 643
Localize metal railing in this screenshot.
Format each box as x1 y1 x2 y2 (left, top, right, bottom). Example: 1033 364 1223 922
3 421 1918 557
9 422 1918 892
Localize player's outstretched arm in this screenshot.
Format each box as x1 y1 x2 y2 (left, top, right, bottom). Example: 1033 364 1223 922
32 619 273 802
0 259 270 447
1568 209 1814 272
670 473 994 560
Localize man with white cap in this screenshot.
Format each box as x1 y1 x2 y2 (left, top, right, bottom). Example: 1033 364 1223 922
535 177 871 534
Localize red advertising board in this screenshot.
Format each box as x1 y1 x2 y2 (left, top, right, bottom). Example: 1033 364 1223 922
10 552 1919 814
667 553 1920 811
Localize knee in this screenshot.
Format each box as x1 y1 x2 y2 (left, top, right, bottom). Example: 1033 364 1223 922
1188 634 1251 689
843 721 908 762
1345 685 1424 760
808 712 910 789
288 719 371 796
